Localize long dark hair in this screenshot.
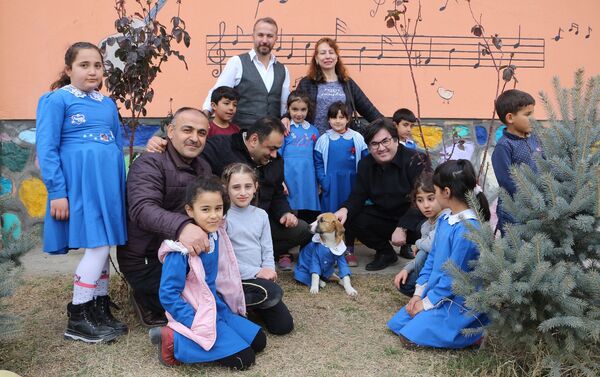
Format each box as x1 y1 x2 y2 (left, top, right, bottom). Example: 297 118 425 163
50 42 104 90
433 159 491 221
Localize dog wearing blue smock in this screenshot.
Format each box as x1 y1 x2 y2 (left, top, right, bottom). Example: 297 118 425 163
294 213 358 296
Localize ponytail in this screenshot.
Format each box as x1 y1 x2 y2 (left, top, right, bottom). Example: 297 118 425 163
433 159 491 221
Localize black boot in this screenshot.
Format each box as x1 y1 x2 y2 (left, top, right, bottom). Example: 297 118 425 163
93 296 129 335
64 301 119 343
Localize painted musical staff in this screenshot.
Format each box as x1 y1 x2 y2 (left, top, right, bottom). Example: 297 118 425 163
513 25 521 48
206 20 546 73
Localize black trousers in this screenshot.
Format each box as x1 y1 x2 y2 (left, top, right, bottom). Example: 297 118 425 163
243 278 294 335
346 207 420 257
214 329 266 370
123 261 164 316
269 217 312 258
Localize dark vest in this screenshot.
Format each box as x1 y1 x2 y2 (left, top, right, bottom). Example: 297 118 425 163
233 53 285 129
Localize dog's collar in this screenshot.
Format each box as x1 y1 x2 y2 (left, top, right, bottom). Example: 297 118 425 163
311 233 347 256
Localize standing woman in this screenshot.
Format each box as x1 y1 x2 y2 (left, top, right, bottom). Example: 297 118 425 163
284 37 383 135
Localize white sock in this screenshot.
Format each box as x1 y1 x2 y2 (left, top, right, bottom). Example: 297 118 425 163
72 246 110 305
94 257 110 298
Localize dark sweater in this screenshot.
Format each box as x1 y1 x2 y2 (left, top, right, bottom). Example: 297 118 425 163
342 145 428 231
289 77 383 124
117 142 212 273
201 133 291 220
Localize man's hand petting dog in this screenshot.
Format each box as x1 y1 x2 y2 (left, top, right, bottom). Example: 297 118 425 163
279 212 298 228
256 267 277 281
334 207 348 225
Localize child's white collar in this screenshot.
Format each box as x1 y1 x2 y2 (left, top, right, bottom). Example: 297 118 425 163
443 208 477 225
291 120 311 130
62 85 104 102
326 128 354 140
311 233 347 256
165 232 218 255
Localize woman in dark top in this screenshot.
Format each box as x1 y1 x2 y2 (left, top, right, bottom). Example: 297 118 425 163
284 37 383 135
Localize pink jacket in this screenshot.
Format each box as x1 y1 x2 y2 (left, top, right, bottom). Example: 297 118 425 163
158 224 246 351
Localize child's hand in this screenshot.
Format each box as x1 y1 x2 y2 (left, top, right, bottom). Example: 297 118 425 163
147 136 167 153
408 299 424 317
411 244 418 256
256 267 277 281
406 295 421 314
282 182 289 196
393 269 409 289
179 223 210 255
50 198 69 220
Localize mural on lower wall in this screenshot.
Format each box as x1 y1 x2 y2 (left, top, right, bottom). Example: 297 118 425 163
1 120 504 240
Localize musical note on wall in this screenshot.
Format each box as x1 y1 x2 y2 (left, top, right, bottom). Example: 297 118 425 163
370 0 385 18
430 78 438 86
568 22 579 35
554 27 564 41
205 19 545 73
585 26 592 38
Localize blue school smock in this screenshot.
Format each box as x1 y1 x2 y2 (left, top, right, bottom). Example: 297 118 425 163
279 121 320 211
159 235 260 363
35 85 127 254
294 235 351 286
387 209 487 348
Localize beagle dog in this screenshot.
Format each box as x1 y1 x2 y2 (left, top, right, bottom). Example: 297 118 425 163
294 213 357 296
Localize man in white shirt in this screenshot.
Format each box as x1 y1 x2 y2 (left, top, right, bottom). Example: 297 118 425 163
202 17 290 130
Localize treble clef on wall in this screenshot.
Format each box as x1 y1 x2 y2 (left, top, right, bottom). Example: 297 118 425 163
208 21 227 78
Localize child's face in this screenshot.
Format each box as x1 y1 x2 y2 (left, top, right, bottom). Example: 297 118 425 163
66 48 103 92
185 191 224 233
415 189 442 219
211 98 238 123
395 120 414 142
434 185 451 210
228 172 257 208
289 100 308 124
507 104 534 137
329 111 348 134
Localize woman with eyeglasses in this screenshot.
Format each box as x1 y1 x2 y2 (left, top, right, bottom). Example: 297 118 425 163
334 118 430 271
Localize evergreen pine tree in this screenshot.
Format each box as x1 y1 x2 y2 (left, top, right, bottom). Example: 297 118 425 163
0 197 37 340
449 70 600 374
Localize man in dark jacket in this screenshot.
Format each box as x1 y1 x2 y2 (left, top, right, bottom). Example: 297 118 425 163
117 107 212 326
335 118 429 271
201 116 312 269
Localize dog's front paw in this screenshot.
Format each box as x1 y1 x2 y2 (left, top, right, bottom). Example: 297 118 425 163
309 286 320 294
345 287 358 297
319 279 327 288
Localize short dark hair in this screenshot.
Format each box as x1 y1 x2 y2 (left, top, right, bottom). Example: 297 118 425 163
327 101 349 120
185 175 230 213
495 89 535 124
362 118 398 145
411 171 435 205
392 108 417 124
253 17 278 32
211 86 240 104
245 116 286 143
432 159 490 221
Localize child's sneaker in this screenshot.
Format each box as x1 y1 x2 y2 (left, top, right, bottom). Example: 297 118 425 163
345 246 358 267
277 254 293 271
149 326 181 366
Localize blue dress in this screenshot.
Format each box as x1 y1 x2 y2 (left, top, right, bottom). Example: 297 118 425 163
159 238 260 363
280 121 320 211
35 85 127 254
294 239 351 286
314 130 368 212
387 210 487 348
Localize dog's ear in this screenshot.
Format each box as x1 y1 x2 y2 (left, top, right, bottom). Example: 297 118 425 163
334 219 345 243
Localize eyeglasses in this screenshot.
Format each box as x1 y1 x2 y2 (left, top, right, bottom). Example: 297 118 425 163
369 137 394 150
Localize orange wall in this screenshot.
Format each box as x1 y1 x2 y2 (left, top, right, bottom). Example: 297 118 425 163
1 0 599 120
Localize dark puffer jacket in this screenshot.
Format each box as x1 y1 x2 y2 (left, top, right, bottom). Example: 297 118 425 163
117 141 212 273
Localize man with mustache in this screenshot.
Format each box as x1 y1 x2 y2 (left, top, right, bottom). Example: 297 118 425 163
117 107 213 327
201 17 290 130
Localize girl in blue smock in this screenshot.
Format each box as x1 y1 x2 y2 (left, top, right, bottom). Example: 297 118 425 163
36 42 127 343
314 101 368 266
153 176 266 370
387 159 490 349
279 91 321 215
